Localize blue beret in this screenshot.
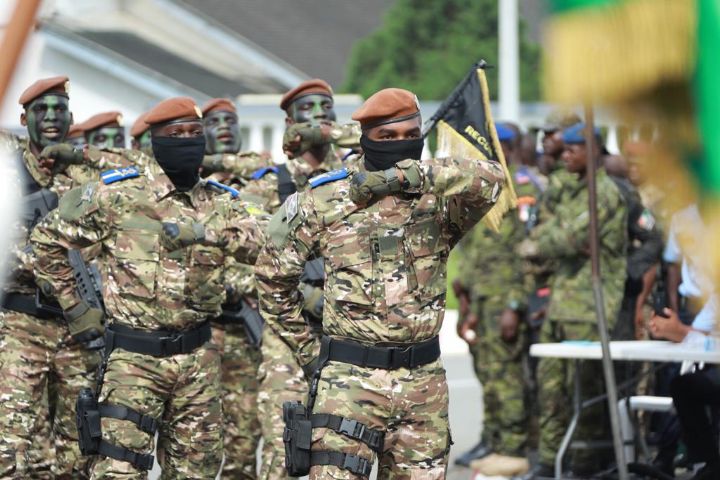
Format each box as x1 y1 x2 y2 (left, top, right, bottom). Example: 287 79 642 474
496 123 515 142
562 122 601 144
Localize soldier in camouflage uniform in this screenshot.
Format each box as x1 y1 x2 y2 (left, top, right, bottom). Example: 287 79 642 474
453 124 545 467
199 97 265 479
82 111 126 150
0 76 132 478
130 112 153 157
518 123 627 477
246 79 360 480
67 122 87 149
255 88 505 479
31 97 269 479
201 98 271 189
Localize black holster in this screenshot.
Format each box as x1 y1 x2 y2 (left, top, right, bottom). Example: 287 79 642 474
283 401 313 476
75 387 158 471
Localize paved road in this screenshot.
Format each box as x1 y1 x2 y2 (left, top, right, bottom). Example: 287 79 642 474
148 310 486 480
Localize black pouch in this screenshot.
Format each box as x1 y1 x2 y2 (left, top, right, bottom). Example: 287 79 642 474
283 400 313 476
76 388 102 455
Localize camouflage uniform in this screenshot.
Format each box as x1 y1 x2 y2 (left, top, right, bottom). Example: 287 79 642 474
527 168 627 471
203 151 272 188
0 134 144 478
458 165 544 456
243 146 349 480
31 159 268 479
255 155 504 479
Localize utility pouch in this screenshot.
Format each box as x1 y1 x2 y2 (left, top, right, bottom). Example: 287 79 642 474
283 400 313 476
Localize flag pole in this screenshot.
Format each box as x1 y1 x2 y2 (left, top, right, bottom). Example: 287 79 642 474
0 0 42 110
584 104 629 480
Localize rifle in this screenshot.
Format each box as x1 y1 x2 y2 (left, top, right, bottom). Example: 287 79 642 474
652 263 669 318
68 249 105 349
220 299 264 348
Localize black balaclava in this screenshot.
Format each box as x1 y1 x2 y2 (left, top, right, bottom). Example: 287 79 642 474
151 136 206 191
360 135 424 171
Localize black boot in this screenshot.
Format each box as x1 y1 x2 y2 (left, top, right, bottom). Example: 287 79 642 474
454 440 492 467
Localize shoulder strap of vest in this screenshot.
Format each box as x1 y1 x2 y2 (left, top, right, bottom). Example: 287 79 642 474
277 163 297 204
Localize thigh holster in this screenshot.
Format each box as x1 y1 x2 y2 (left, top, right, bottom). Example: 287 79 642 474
76 388 159 471
282 401 384 477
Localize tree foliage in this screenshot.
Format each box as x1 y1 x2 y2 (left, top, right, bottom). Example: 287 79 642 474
342 0 541 101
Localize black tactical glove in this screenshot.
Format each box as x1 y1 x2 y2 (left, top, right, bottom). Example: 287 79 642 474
40 144 85 173
349 160 422 205
160 221 205 251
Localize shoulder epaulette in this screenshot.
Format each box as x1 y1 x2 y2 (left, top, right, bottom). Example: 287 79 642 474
309 168 349 189
251 166 279 180
100 166 140 185
206 179 239 198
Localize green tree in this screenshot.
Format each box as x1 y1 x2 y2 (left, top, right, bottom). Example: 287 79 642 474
342 0 541 101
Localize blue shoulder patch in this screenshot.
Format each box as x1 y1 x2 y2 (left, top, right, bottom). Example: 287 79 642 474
206 179 239 198
251 166 279 180
309 168 349 189
100 166 140 185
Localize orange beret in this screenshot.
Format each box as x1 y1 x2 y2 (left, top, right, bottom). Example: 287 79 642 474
202 98 236 116
145 97 202 126
280 79 333 111
82 111 124 132
351 88 420 129
19 76 70 106
130 112 150 138
67 123 85 139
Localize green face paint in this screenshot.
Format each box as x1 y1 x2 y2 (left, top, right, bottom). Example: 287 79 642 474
204 110 240 154
138 130 152 150
24 95 71 151
87 127 125 149
289 94 336 124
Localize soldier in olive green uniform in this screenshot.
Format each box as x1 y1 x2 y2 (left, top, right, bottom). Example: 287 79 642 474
82 111 126 150
519 123 627 477
255 88 505 479
201 97 265 479
200 98 271 188
246 79 360 480
0 76 135 478
454 124 545 466
31 97 269 479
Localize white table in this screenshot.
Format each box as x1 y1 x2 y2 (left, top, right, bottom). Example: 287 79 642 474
529 340 720 479
531 340 720 364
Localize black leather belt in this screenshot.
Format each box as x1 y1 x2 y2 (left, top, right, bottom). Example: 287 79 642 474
105 322 211 357
320 335 440 370
1 292 63 319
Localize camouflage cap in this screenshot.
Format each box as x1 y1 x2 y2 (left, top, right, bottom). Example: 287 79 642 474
82 111 124 132
130 112 150 138
19 75 70 106
145 97 202 126
67 123 85 139
542 109 581 132
201 98 236 116
352 88 420 130
280 79 333 111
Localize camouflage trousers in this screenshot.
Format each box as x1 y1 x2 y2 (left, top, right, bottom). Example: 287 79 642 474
257 329 309 480
310 359 451 480
469 298 531 456
211 322 262 479
0 311 101 479
537 320 613 471
91 341 222 479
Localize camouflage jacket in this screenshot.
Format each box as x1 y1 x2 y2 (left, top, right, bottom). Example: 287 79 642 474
531 168 627 323
240 146 350 214
31 160 269 332
203 151 272 187
1 135 139 295
254 156 505 366
458 165 545 311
